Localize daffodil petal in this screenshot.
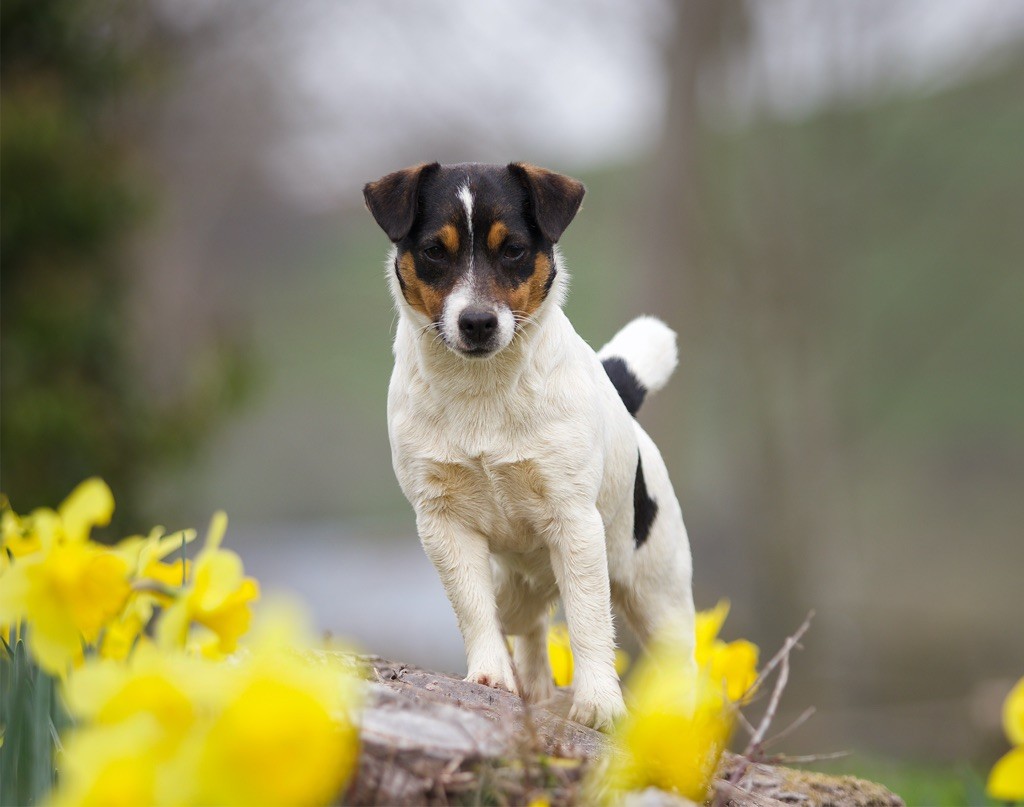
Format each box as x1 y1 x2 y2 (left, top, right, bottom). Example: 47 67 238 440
695 599 730 655
27 614 82 675
151 529 197 562
59 478 114 542
0 563 30 624
155 600 191 651
193 550 245 611
547 624 574 687
988 746 1024 802
205 511 228 552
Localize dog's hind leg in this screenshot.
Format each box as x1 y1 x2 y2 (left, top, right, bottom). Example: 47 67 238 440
512 616 556 703
613 427 698 672
613 561 697 675
495 568 557 702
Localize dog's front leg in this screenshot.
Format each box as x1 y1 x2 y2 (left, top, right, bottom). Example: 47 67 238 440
418 515 518 694
548 507 626 731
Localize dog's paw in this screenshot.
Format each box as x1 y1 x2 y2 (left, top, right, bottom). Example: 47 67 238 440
519 673 557 704
568 688 627 732
465 664 519 696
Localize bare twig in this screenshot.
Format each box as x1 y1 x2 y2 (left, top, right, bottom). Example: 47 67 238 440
743 610 814 702
762 706 816 750
744 653 789 756
716 612 816 806
766 750 850 765
736 708 757 738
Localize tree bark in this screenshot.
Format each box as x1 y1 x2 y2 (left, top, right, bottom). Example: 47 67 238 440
339 655 903 807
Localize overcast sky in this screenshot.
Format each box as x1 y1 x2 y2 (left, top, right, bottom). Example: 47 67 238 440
160 0 1024 210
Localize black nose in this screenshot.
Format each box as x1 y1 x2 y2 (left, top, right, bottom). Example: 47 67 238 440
458 309 498 345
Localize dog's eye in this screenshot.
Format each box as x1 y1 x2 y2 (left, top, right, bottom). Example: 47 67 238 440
422 245 447 263
502 244 527 262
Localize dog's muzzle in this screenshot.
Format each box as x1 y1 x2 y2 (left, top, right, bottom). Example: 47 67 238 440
457 308 499 354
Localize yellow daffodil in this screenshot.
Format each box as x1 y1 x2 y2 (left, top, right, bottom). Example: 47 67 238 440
548 623 574 687
546 622 629 688
96 528 196 661
603 631 734 802
988 676 1024 801
696 599 730 648
116 526 196 590
0 540 130 674
547 601 755 697
197 673 357 807
2 504 41 564
98 607 150 661
156 512 260 656
695 599 759 702
1 478 123 666
52 603 362 807
64 645 202 756
58 478 115 543
3 478 116 559
194 603 360 807
49 719 165 807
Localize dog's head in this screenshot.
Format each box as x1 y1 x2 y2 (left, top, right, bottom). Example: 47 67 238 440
364 162 585 358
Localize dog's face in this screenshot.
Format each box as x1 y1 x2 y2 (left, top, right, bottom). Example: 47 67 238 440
364 163 585 358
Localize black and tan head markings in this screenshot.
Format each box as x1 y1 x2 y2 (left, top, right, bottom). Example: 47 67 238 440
365 162 585 352
394 250 448 323
437 223 460 255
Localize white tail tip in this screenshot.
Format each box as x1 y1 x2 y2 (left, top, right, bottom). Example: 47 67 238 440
597 316 678 394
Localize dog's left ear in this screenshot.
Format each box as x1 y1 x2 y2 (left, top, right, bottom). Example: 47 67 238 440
508 162 585 242
363 162 440 242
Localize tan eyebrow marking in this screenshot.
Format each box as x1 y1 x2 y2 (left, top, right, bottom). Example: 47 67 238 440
438 224 460 253
487 221 508 251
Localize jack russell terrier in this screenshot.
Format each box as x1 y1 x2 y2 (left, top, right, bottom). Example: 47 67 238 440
364 162 695 730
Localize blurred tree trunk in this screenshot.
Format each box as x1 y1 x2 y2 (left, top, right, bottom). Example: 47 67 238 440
635 1 861 698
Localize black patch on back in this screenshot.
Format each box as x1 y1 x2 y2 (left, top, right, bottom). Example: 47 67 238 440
633 453 658 548
602 357 647 416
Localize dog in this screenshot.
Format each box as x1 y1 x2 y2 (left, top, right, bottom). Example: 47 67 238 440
364 162 696 730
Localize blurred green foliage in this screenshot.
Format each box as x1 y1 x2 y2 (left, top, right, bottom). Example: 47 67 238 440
824 755 999 807
1 0 249 530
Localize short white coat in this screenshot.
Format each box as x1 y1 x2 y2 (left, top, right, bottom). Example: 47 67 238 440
387 248 695 730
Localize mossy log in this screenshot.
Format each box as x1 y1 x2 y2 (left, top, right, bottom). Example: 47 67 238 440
338 655 903 807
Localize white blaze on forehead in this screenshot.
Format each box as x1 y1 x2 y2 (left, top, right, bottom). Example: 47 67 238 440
457 183 474 223
457 182 474 252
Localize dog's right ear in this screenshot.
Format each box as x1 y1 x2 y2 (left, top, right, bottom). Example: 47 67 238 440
363 162 440 242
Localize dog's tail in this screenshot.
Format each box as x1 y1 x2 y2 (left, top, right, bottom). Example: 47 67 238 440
597 316 678 416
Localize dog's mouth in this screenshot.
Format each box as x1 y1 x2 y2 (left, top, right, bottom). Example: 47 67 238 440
436 331 502 359
453 343 499 359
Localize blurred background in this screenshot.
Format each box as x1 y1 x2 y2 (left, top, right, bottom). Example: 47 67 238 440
3 0 1022 796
